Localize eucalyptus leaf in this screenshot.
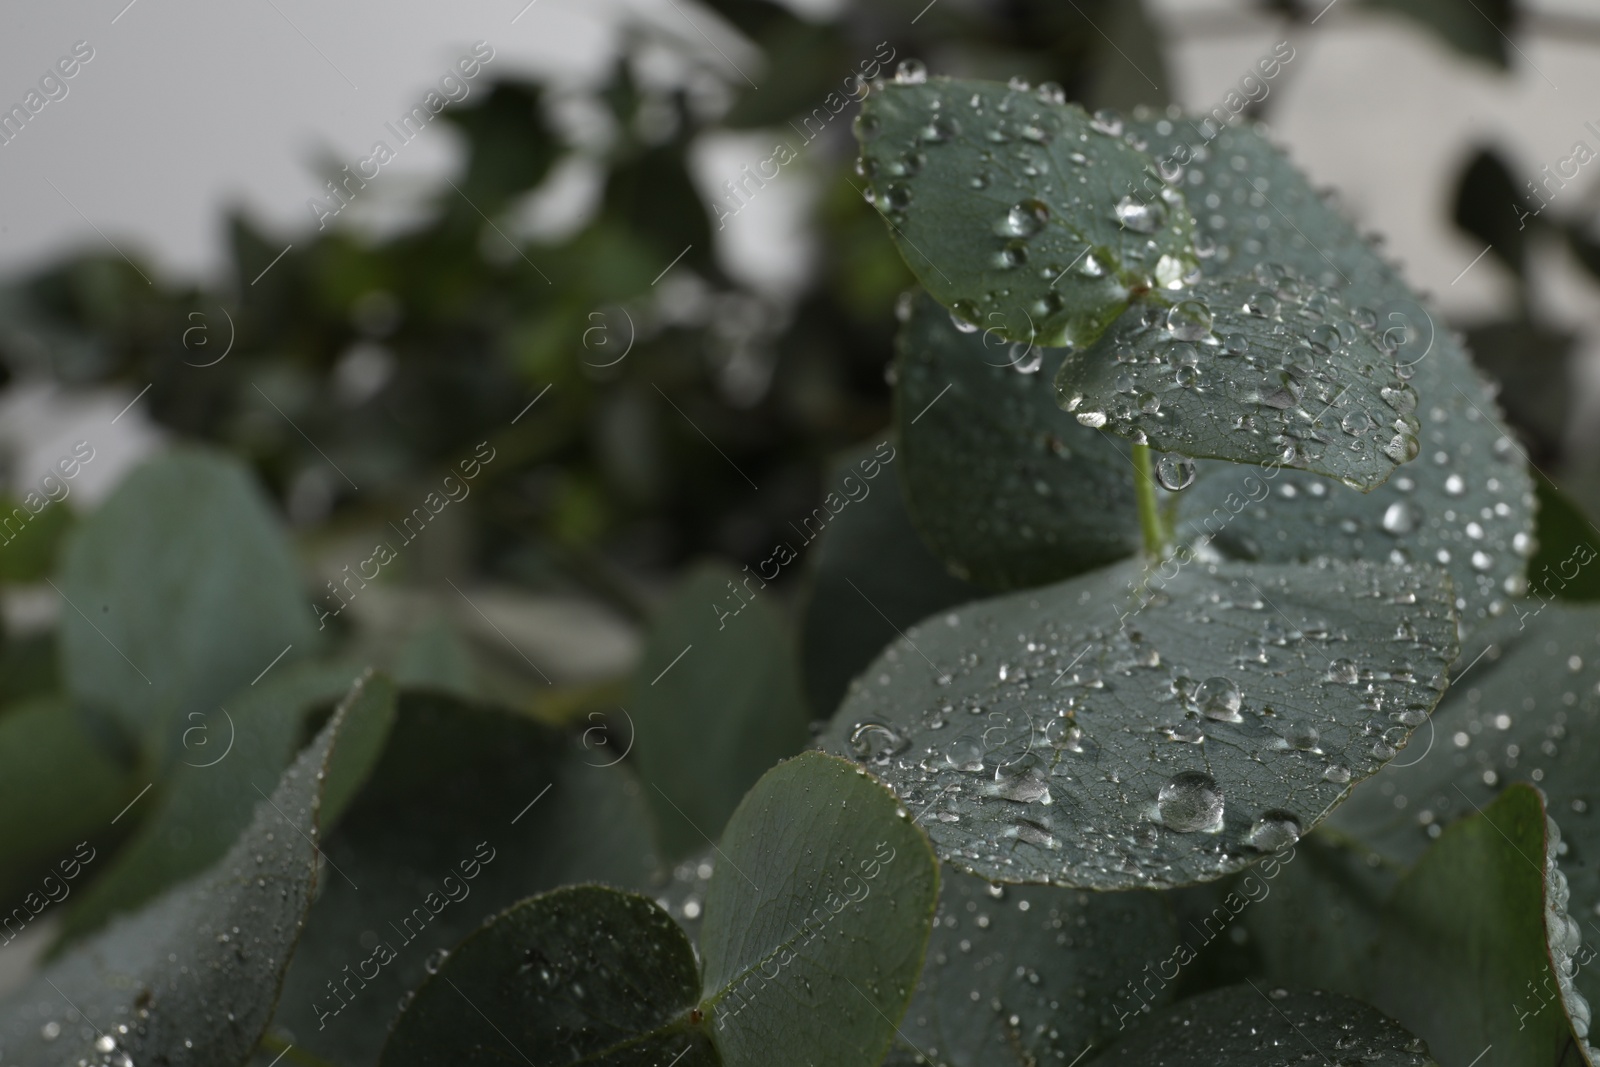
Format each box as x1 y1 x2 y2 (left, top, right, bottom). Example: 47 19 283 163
1329 605 1600 1022
0 667 384 1067
379 886 715 1067
799 438 981 717
855 77 1197 349
1088 985 1438 1066
56 661 375 947
264 691 658 1067
896 868 1178 1066
58 449 318 763
1121 117 1534 638
896 289 1139 589
1367 784 1593 1066
817 557 1457 889
381 751 938 1067
1058 268 1421 490
630 562 810 860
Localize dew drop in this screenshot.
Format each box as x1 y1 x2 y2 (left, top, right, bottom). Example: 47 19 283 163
1380 501 1420 535
1244 810 1301 851
894 59 927 85
1196 676 1242 722
850 721 909 760
1114 195 1164 234
1166 300 1213 341
1157 770 1224 833
1003 199 1050 238
1156 455 1196 491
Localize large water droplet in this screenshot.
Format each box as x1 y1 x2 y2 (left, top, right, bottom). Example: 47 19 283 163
850 721 908 760
1114 195 1164 234
1196 676 1242 722
1166 300 1213 341
1245 810 1302 851
1156 455 1197 491
1003 199 1050 238
1157 770 1224 833
1326 658 1359 685
894 59 927 84
1381 501 1420 535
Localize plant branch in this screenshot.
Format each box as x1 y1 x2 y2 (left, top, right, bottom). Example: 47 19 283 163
1132 441 1169 559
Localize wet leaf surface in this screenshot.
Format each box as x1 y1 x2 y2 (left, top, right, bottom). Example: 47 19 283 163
855 78 1197 350
1088 985 1438 1065
896 289 1139 589
816 558 1457 889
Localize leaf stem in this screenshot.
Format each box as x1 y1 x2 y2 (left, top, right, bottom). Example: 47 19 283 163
1132 442 1168 559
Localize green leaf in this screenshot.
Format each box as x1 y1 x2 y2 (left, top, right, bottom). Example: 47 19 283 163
816 557 1458 889
0 494 72 583
896 868 1178 1066
0 666 383 1066
1059 268 1421 490
1368 784 1591 1065
379 886 715 1067
629 562 810 860
1453 148 1534 276
55 662 377 946
1328 605 1600 1025
1120 117 1534 639
699 751 939 1066
0 696 140 908
1529 473 1600 601
855 77 1197 349
896 289 1140 588
265 692 660 1067
58 449 318 762
1464 320 1576 456
1088 985 1438 1065
381 751 937 1067
799 438 981 717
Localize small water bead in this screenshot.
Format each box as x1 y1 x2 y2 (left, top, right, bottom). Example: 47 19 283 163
1003 198 1050 238
1156 455 1196 491
1196 676 1243 722
1282 721 1320 751
1340 409 1376 436
1166 300 1213 341
424 947 450 974
1077 410 1108 428
883 183 912 212
1444 473 1466 497
969 172 990 189
996 240 1029 269
945 735 986 772
894 58 927 84
1157 771 1224 833
1326 658 1359 685
920 115 959 144
1245 810 1302 851
1076 249 1110 278
1090 108 1123 136
1381 501 1421 535
1243 291 1280 318
1165 720 1205 744
854 114 881 141
1114 195 1165 234
950 302 981 332
1223 332 1250 356
1323 763 1352 784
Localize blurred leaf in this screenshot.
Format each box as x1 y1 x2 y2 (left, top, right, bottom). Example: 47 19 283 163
699 751 940 1066
1123 116 1533 642
896 868 1178 1066
1060 268 1420 491
0 495 72 583
1362 0 1516 68
817 559 1458 890
266 691 659 1067
1081 0 1170 114
1530 473 1600 601
629 562 810 860
1453 147 1534 277
855 78 1196 349
0 679 383 1066
897 290 1139 589
1464 320 1576 458
1089 985 1439 1065
0 630 58 704
0 696 139 909
441 81 562 212
721 19 857 130
1368 784 1587 1065
799 439 981 718
391 613 481 697
379 886 715 1067
55 663 379 948
58 449 318 764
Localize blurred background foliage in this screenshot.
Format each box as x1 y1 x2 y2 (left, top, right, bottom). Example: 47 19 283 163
0 0 1595 745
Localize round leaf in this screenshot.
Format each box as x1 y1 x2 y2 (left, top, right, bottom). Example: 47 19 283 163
855 78 1197 349
816 558 1458 889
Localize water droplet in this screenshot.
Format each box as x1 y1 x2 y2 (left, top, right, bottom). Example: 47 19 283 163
1166 300 1213 341
424 947 450 975
1076 250 1109 278
41 1021 60 1041
1077 411 1108 428
1156 455 1196 491
1245 810 1301 851
1323 763 1352 784
1281 721 1320 751
1196 676 1242 722
945 735 986 772
996 239 1028 269
894 59 927 84
1340 409 1376 436
883 183 912 212
1444 473 1466 497
850 721 909 760
1157 770 1224 833
1003 199 1050 238
1114 195 1164 234
1326 658 1359 685
1381 501 1420 535
1090 108 1123 136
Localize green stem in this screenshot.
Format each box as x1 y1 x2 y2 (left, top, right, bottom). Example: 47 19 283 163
1132 442 1168 559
